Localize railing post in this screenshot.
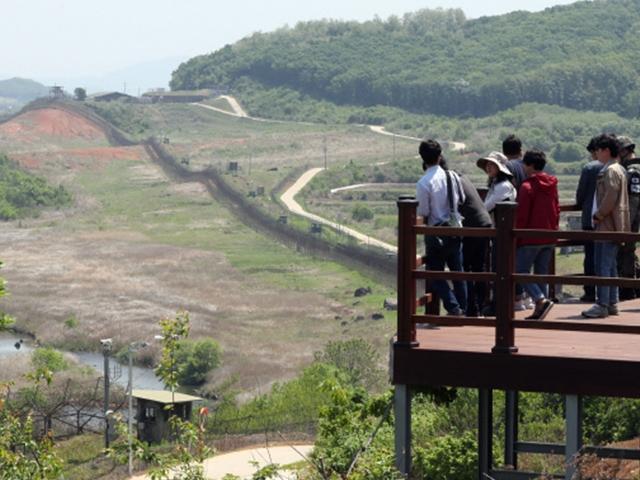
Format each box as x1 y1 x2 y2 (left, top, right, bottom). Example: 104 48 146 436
397 196 419 347
492 202 518 354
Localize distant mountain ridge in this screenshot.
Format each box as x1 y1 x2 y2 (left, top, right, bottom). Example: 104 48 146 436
0 78 49 102
170 0 640 118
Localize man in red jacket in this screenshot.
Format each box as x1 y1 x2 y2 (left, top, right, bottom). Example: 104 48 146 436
515 149 560 320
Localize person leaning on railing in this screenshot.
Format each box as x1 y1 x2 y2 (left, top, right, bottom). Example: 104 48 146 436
582 133 631 319
416 139 467 316
575 136 602 303
515 149 560 320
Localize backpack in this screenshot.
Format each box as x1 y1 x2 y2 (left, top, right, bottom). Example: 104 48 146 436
627 163 640 195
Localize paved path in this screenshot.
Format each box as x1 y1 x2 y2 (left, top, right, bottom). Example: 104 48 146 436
131 444 313 480
280 168 397 253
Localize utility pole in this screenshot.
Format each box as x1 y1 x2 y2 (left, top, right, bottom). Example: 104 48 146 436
101 338 113 449
128 341 149 476
323 136 328 169
393 134 396 162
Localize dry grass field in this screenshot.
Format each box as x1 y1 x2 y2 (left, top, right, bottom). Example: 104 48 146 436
0 104 396 394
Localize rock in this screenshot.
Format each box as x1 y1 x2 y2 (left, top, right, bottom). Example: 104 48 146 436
384 298 398 311
341 320 348 326
354 315 365 321
354 287 372 297
334 315 342 320
371 313 384 320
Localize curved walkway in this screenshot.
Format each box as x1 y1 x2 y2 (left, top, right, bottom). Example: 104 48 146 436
280 168 397 253
131 444 313 480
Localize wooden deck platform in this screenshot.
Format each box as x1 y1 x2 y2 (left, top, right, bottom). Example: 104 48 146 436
393 298 640 398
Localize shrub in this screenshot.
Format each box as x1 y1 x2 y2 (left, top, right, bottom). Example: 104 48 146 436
175 338 222 385
352 204 374 221
31 347 68 373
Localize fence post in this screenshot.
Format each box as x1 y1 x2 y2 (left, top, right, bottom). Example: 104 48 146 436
492 202 518 354
396 196 419 347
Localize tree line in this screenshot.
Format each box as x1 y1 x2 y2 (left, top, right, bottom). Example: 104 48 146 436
171 0 640 118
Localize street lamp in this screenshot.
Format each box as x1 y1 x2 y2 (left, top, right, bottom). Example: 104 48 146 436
127 340 149 476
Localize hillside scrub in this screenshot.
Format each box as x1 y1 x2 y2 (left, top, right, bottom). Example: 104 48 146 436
172 0 640 118
0 153 71 219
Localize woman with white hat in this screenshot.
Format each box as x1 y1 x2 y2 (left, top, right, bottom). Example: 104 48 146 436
477 151 517 215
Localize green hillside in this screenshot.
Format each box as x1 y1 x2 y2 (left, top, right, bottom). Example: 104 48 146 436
171 0 640 118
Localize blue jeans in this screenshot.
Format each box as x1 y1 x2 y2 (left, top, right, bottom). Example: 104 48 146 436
516 245 553 302
594 241 619 306
426 236 467 313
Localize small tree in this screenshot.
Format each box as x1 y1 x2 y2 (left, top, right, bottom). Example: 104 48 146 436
73 87 86 101
109 311 213 479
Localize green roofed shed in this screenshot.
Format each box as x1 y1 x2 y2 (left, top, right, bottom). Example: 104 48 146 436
132 389 203 444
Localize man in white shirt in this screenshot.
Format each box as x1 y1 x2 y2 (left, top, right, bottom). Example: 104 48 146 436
417 139 467 315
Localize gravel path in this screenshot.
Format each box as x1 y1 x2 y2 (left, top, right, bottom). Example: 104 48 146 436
131 444 314 480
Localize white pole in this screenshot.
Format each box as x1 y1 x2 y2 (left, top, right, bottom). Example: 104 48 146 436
128 348 133 476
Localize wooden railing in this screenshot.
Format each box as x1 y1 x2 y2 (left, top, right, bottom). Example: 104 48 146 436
396 198 640 353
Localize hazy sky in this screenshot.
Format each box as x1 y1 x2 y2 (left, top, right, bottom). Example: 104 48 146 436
3 0 579 80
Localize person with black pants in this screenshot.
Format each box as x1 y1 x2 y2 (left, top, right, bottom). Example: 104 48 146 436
575 137 602 302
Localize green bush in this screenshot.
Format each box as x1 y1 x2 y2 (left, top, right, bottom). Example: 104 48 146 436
31 347 68 373
0 154 71 219
413 432 477 480
175 338 221 385
352 204 374 221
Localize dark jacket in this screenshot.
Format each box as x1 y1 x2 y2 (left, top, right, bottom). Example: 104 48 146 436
575 160 602 229
458 175 492 227
516 172 560 246
506 158 526 191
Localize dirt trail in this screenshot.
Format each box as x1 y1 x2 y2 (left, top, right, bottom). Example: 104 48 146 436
131 445 313 480
280 167 397 253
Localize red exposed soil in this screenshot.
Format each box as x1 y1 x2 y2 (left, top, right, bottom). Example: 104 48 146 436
0 108 107 141
12 146 146 171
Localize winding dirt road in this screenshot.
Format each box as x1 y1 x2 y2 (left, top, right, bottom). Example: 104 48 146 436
193 95 467 253
280 168 397 252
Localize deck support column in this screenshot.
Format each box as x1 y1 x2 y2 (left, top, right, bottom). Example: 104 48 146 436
394 384 412 477
505 390 519 469
492 202 518 353
478 388 493 480
565 394 583 480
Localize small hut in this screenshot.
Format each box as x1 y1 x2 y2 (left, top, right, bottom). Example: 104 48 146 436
133 389 202 444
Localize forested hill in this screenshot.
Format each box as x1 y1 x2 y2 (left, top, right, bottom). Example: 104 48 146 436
171 0 640 118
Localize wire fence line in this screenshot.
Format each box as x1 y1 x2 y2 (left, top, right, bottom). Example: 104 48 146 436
145 137 396 286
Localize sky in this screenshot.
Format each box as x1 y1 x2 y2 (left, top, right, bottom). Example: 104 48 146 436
2 0 579 90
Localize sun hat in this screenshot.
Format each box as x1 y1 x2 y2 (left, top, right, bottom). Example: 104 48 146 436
476 151 512 176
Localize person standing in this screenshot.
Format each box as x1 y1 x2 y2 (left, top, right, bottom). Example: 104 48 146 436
503 134 526 191
575 137 602 303
617 136 640 300
515 149 560 320
582 133 631 318
416 140 467 315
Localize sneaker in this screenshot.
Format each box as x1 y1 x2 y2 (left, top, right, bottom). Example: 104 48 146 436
607 304 619 316
447 308 464 316
481 304 496 316
581 304 609 319
523 296 535 310
526 299 554 320
514 300 526 311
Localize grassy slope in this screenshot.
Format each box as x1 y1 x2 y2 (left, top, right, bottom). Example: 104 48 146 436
0 102 395 393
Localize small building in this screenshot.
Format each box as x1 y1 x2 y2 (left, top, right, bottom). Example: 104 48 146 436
88 91 135 102
142 89 213 104
133 389 203 444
